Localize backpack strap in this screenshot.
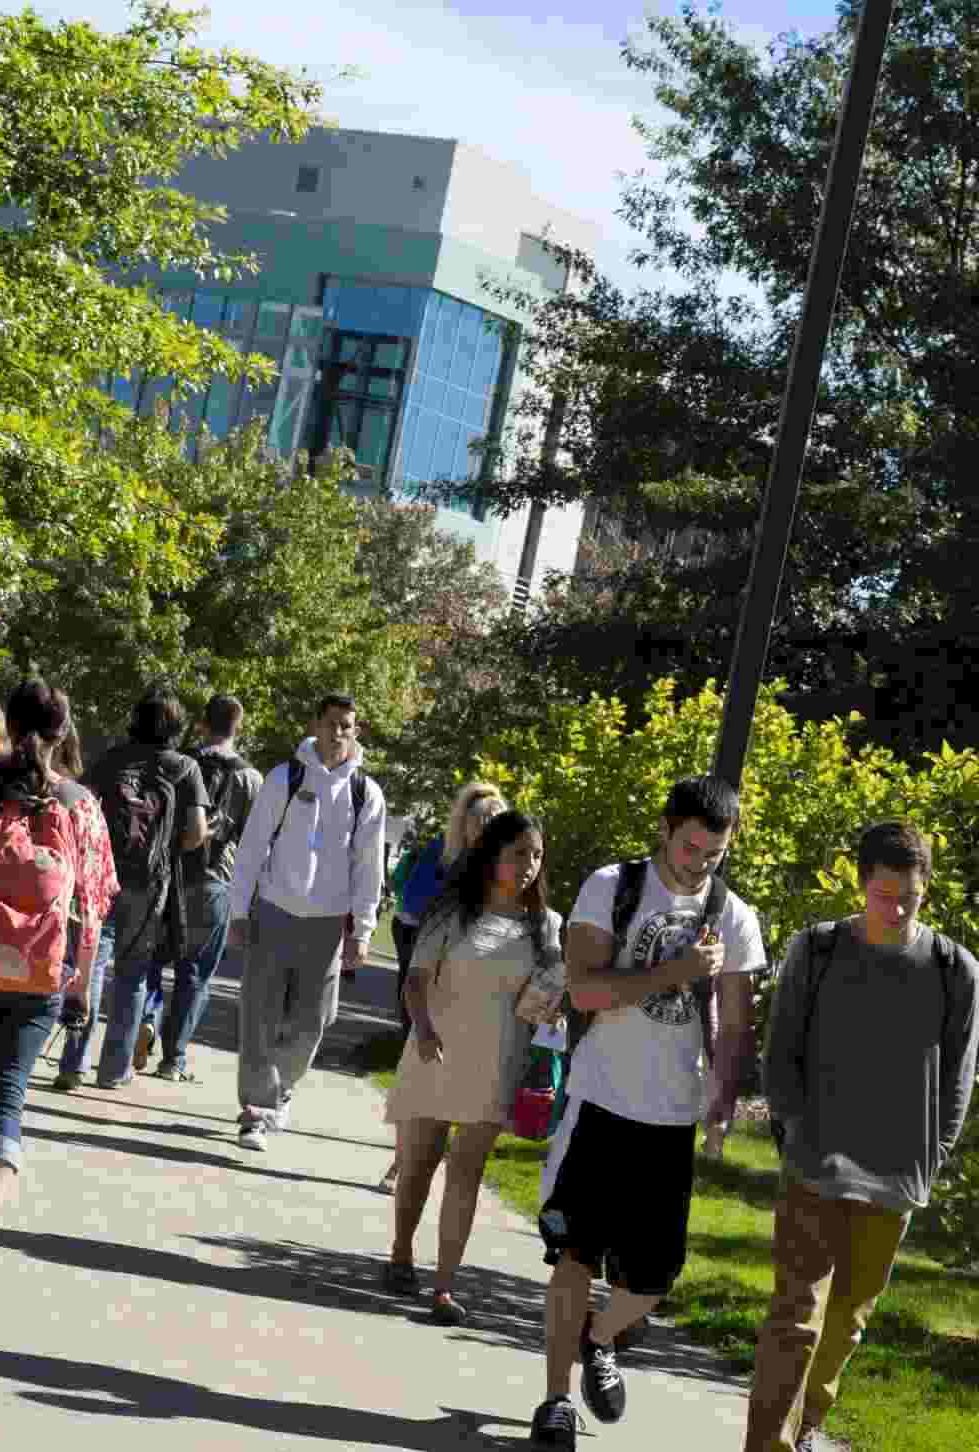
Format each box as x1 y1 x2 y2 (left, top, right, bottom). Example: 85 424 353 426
267 758 305 860
611 858 650 958
801 921 840 1047
568 858 650 1054
350 768 367 839
930 931 957 1043
692 873 730 1067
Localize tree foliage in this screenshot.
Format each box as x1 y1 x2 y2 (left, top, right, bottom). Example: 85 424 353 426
466 1 979 755
0 1 326 610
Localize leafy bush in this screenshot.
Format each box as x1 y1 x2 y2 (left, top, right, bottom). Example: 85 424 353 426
476 679 979 1262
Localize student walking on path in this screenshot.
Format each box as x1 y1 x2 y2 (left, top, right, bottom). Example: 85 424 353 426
87 687 209 1089
529 775 766 1450
139 693 262 1083
229 693 385 1151
744 820 979 1452
51 723 120 1092
0 680 117 1208
384 809 565 1326
379 782 506 1193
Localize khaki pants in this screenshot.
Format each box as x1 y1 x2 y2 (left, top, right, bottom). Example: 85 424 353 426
744 1180 909 1451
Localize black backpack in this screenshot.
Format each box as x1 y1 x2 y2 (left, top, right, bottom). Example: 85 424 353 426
568 858 729 1057
769 922 960 1152
185 749 248 881
97 751 184 961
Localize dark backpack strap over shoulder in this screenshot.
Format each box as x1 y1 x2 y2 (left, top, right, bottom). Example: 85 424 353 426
268 758 305 860
350 767 367 837
612 858 650 957
801 921 841 1044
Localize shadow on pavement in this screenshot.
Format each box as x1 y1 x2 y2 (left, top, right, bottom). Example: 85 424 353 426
26 1097 395 1152
0 1349 530 1448
17 1123 388 1195
0 1229 745 1391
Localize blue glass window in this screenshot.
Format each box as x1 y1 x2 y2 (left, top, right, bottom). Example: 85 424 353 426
394 290 506 509
204 376 238 439
191 292 225 330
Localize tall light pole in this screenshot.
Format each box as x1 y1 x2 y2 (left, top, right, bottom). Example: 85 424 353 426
713 0 897 792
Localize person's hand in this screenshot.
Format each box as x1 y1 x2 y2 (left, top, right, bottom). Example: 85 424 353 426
228 918 249 952
702 1124 726 1159
674 926 725 983
343 936 370 972
417 1030 444 1064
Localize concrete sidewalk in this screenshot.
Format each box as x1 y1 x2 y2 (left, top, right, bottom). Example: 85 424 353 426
1 956 752 1450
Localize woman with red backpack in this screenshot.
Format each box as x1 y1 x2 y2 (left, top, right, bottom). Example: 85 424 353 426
0 680 117 1213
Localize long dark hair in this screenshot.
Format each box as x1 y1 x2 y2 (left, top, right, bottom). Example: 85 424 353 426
0 678 71 799
420 809 549 960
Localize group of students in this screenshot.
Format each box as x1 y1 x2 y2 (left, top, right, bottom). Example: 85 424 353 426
378 774 978 1452
0 678 386 1177
2 677 978 1452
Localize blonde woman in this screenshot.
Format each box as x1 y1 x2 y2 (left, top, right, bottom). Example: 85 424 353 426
380 782 505 1192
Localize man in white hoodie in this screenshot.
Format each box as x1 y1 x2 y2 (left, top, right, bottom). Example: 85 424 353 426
228 693 386 1150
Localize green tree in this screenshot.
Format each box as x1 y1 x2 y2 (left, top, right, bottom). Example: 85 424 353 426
1 425 419 767
0 1 328 619
462 1 979 754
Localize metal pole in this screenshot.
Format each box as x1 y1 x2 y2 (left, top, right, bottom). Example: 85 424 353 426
713 0 896 792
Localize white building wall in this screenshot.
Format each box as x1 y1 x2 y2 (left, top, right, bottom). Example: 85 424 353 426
175 127 456 234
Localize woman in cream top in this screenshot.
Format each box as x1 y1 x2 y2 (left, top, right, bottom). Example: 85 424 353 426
383 810 564 1325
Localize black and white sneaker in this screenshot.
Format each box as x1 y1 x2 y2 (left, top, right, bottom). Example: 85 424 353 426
529 1396 578 1449
796 1428 817 1452
579 1313 626 1423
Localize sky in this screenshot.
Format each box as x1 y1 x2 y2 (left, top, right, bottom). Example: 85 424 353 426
11 0 841 290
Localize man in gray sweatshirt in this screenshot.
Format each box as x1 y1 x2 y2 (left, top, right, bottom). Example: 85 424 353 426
744 820 978 1452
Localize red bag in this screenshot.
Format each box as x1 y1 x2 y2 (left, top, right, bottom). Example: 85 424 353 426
0 795 75 996
511 1086 556 1141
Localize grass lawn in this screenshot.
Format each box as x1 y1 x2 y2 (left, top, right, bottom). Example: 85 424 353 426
370 1050 978 1452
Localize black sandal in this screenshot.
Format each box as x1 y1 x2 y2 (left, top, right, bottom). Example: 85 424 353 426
381 1261 419 1296
431 1291 467 1326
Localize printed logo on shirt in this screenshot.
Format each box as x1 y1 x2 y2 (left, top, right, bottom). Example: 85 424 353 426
631 908 703 1026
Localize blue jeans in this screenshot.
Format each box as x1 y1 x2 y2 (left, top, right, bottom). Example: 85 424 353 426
96 905 161 1088
142 880 230 1072
1 992 60 1170
59 925 114 1077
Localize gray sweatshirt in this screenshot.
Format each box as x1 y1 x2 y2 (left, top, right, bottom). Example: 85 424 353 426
765 919 979 1213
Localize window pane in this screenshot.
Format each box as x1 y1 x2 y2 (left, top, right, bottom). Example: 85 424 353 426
269 377 309 454
139 377 171 419
407 411 438 479
204 377 238 439
472 323 503 392
464 391 488 429
291 308 323 340
444 385 468 422
223 299 256 338
256 301 291 339
431 419 461 480
296 165 320 194
328 401 359 449
358 408 393 471
422 375 446 413
398 404 419 476
336 368 362 393
430 296 461 379
191 292 225 330
452 307 481 391
367 371 398 400
284 342 317 373
373 340 407 370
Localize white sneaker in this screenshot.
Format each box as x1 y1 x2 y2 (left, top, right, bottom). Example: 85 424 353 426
238 1119 268 1152
271 1094 292 1132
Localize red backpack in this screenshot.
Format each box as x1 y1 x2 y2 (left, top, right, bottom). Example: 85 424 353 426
0 789 77 997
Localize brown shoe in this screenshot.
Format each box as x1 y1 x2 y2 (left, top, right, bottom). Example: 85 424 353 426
133 1023 155 1072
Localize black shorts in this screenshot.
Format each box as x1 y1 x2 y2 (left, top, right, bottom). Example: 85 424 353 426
538 1099 696 1297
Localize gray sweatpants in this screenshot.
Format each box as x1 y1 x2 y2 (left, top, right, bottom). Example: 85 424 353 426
237 898 345 1111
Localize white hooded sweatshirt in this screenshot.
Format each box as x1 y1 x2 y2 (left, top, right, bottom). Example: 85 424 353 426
229 738 386 938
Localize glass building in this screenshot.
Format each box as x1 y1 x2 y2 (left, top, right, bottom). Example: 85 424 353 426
116 278 512 520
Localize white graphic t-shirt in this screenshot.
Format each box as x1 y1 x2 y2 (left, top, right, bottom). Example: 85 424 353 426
567 862 767 1126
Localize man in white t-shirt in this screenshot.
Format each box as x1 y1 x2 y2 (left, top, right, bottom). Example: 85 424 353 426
529 775 767 1450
